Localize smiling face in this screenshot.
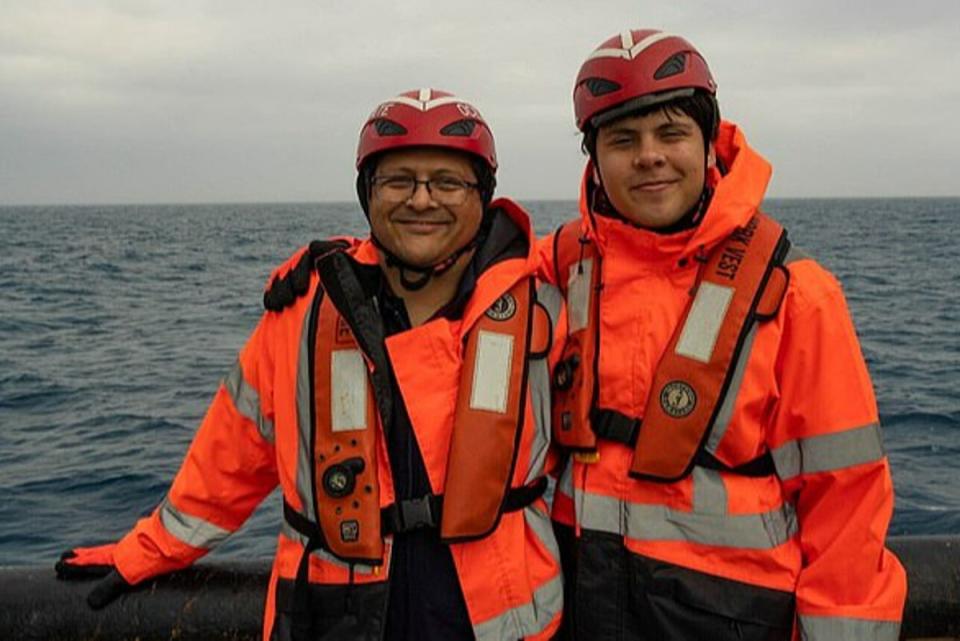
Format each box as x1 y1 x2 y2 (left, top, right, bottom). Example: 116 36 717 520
594 108 715 229
367 147 483 268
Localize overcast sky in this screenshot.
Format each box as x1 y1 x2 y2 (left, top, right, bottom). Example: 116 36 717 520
2 0 958 205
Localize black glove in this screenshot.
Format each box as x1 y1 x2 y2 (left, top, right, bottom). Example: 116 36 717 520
55 546 132 609
85 569 132 610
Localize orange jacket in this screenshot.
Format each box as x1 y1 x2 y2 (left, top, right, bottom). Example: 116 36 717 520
111 198 566 641
540 122 906 640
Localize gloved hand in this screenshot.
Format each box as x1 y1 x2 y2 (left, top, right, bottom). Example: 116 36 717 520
55 544 132 609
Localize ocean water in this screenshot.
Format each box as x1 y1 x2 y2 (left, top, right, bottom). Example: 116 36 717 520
1 198 958 565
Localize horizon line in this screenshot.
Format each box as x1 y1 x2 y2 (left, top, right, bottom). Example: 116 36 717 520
3 194 960 208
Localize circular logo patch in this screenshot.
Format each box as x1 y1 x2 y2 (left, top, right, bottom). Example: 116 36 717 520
486 293 517 321
660 381 697 418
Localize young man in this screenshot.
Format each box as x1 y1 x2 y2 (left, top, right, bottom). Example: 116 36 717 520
56 89 564 641
542 30 906 640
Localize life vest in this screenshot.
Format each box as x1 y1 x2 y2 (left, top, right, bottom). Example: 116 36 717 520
552 212 790 481
272 247 551 639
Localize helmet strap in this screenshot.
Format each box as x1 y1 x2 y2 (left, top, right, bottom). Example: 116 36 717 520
372 226 484 292
590 160 712 233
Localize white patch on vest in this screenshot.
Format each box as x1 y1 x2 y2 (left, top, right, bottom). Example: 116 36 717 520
331 349 368 431
675 282 734 363
470 330 514 413
566 258 593 333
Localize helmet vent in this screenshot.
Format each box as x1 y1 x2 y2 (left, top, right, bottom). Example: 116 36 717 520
654 53 686 80
375 119 407 136
584 77 621 97
439 119 477 137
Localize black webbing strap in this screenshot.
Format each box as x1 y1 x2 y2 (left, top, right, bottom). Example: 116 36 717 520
283 476 550 542
282 502 327 641
694 449 776 478
381 475 549 534
280 476 548 640
590 408 640 445
586 409 775 478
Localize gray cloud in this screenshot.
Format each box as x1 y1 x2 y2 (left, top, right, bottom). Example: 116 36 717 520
1 0 958 204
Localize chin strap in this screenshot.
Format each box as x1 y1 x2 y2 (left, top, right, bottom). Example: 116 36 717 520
589 157 713 233
376 235 480 291
371 217 490 292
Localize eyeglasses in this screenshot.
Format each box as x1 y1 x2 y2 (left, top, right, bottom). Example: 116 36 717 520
370 175 480 206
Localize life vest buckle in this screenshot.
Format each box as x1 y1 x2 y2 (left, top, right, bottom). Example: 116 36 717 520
397 494 439 532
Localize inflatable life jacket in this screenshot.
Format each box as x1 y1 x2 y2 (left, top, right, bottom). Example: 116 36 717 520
271 245 549 559
268 246 551 641
552 212 790 482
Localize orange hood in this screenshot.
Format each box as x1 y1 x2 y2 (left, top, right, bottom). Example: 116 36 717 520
577 121 773 262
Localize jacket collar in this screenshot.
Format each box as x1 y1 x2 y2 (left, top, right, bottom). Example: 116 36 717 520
577 121 772 264
353 197 538 332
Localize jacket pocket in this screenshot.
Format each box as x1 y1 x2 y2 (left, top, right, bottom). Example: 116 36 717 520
629 552 795 641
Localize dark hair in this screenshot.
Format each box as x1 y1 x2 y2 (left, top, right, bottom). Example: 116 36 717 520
356 151 497 216
581 90 720 159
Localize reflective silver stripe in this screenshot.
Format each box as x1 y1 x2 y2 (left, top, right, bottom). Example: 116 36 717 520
470 331 514 413
675 282 734 363
566 258 593 333
279 520 381 575
557 457 574 501
785 245 810 265
525 501 561 565
526 356 551 484
542 474 557 511
692 467 726 515
280 521 380 574
579 491 797 549
705 324 758 453
295 304 317 523
471 502 563 640
527 283 562 484
279 520 380 575
159 497 232 549
574 466 587 528
771 423 885 482
799 614 900 641
331 349 368 431
472 572 563 641
223 359 275 444
536 283 563 334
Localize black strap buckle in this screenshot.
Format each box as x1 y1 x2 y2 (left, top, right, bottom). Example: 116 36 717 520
382 477 549 535
400 495 437 530
384 494 441 534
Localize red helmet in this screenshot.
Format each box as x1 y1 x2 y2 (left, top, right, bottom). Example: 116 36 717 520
356 88 497 171
573 30 716 131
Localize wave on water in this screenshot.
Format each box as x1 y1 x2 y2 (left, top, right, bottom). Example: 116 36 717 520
1 198 958 563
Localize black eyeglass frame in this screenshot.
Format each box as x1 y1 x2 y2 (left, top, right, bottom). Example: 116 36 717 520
369 175 480 205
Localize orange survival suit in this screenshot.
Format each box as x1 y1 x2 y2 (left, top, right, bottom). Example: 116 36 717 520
108 199 565 641
540 122 906 641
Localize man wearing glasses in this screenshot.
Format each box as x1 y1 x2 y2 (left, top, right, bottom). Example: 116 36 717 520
56 89 565 641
